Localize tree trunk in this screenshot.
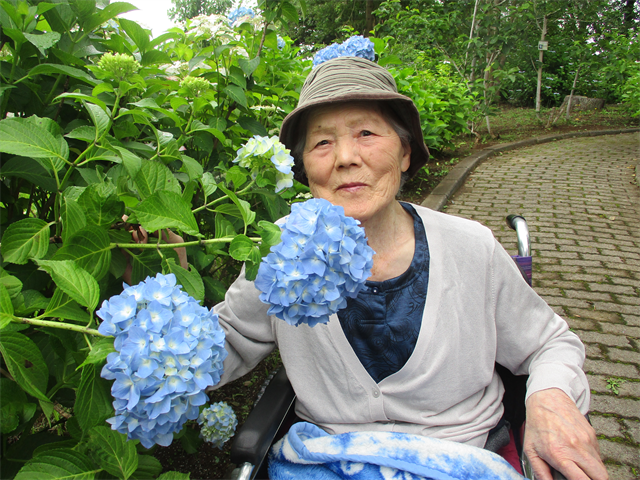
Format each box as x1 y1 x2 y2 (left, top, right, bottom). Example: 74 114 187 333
623 0 636 34
566 65 581 120
365 0 374 36
535 15 547 114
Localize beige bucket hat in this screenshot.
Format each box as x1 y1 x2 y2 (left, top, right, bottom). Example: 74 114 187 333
279 56 430 184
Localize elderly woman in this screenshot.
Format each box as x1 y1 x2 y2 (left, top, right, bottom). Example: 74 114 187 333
213 57 606 480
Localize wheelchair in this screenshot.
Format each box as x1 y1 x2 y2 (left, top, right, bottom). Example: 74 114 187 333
228 215 568 480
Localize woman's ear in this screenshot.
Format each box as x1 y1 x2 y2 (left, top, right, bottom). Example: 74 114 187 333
401 144 411 173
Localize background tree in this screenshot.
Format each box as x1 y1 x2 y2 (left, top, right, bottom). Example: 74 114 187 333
168 0 234 22
282 0 385 46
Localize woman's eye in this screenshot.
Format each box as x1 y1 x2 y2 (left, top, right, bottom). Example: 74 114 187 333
360 130 373 137
315 139 329 147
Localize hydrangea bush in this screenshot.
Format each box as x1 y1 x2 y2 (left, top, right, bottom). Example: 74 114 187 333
97 273 227 448
255 198 375 327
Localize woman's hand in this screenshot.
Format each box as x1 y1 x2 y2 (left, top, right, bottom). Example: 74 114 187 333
524 388 608 480
122 218 188 285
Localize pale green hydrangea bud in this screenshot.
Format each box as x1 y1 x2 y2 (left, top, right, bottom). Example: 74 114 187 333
180 76 212 98
97 52 141 82
198 402 237 449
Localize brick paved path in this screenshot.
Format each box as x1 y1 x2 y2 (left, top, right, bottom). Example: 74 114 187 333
443 133 640 477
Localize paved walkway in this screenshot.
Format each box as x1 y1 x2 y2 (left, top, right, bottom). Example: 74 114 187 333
433 133 640 477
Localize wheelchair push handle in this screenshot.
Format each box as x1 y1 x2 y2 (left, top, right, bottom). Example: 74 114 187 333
506 214 531 258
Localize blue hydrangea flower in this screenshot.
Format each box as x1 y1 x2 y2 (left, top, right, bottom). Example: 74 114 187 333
228 7 254 26
312 35 375 68
277 35 285 50
233 135 295 193
97 273 227 449
255 198 375 327
198 402 238 448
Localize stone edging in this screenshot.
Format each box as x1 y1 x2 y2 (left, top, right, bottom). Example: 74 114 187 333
420 128 640 212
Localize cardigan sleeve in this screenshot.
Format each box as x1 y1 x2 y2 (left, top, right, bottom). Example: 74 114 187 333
490 238 590 413
211 266 277 388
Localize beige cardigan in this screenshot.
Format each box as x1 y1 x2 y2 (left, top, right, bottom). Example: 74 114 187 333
213 204 589 448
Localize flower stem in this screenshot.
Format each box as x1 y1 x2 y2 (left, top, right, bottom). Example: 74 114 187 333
13 316 106 337
110 236 261 250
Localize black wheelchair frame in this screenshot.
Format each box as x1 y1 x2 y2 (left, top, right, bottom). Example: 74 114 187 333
228 215 568 480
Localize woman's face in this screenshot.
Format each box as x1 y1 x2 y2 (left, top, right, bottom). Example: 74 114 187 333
302 102 411 224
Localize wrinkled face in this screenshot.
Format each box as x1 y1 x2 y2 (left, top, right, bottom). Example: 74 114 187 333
302 102 411 224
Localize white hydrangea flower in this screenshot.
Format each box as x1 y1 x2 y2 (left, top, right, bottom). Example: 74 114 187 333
233 135 295 193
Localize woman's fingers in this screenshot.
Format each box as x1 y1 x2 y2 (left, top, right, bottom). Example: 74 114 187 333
524 388 608 480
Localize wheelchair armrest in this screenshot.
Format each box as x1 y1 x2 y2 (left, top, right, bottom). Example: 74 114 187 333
521 452 568 480
230 367 296 470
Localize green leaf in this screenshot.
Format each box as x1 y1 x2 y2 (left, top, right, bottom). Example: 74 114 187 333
13 290 50 317
238 116 267 136
61 197 87 243
43 289 90 323
378 55 403 67
25 63 98 86
128 98 182 126
14 448 98 480
0 156 57 191
0 117 68 172
83 101 110 140
0 283 14 316
88 426 138 480
133 160 181 200
180 155 203 182
201 172 217 197
118 17 149 53
162 259 204 302
53 227 112 281
0 272 22 298
35 260 100 311
0 218 51 265
228 66 246 89
157 472 191 480
257 220 281 247
213 213 235 239
238 56 261 76
24 31 61 55
131 455 162 480
223 85 247 108
77 338 115 369
229 235 253 261
66 126 97 142
0 332 49 403
140 50 171 67
131 191 200 236
76 365 114 432
129 249 162 286
114 146 142 179
83 1 137 32
218 185 255 228
55 92 108 112
280 1 299 24
226 166 248 188
203 276 226 304
77 183 125 228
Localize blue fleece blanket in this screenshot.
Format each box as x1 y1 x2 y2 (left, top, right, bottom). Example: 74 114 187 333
268 422 524 480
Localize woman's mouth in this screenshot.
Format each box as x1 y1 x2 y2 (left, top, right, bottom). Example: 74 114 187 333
337 182 366 192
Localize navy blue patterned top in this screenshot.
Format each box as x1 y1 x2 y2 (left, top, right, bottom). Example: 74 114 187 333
338 203 429 383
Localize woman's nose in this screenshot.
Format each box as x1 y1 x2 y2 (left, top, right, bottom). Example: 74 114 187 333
334 139 362 169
